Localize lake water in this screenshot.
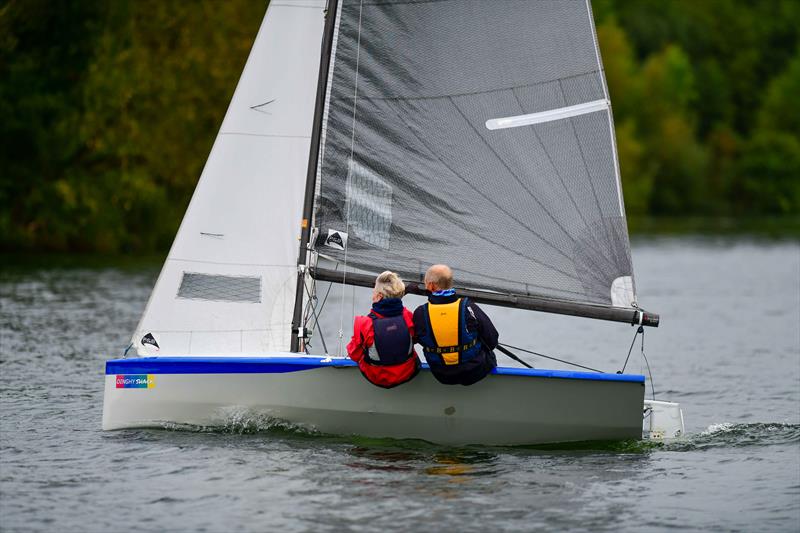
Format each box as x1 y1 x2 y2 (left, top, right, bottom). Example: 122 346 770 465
1 238 799 532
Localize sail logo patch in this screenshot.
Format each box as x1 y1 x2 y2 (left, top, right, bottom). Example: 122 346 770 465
116 375 156 389
141 332 160 354
324 229 348 250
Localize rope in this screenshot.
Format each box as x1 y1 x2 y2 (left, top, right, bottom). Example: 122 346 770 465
336 0 364 357
619 325 642 373
618 325 656 399
495 344 533 369
498 342 603 373
640 328 656 400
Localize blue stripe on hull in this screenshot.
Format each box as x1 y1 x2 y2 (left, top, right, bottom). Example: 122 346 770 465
106 356 645 383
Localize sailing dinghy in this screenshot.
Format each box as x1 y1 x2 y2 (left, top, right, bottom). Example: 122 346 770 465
103 0 684 445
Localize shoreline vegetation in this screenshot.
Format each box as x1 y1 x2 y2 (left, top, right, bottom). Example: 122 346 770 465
1 0 799 254
627 215 800 238
3 219 798 271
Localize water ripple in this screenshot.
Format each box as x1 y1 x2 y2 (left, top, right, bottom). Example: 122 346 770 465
2 244 799 532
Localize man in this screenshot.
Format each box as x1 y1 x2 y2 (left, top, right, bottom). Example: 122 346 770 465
347 271 420 388
413 264 498 385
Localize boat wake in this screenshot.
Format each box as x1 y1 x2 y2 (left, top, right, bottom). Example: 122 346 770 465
663 422 800 451
158 408 323 437
154 415 799 453
496 422 800 453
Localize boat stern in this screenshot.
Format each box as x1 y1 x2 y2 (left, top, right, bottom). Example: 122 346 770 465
643 399 685 440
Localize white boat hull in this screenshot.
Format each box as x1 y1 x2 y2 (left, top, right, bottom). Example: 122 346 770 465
103 355 646 445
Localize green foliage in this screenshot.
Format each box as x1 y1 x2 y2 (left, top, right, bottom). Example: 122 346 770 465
759 50 800 135
0 0 798 253
732 49 800 215
593 0 799 223
0 0 263 252
735 132 800 214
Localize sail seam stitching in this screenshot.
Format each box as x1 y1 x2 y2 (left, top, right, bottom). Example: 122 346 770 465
219 132 311 139
383 99 582 284
585 0 628 221
510 91 620 277
270 2 327 8
448 98 583 262
169 258 295 268
452 97 620 296
331 70 603 103
556 78 616 264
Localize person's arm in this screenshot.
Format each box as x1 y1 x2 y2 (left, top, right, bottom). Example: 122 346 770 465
403 308 416 338
403 308 421 358
411 305 425 345
346 316 367 363
467 301 499 349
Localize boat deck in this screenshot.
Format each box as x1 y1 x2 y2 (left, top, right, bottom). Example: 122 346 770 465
106 356 645 383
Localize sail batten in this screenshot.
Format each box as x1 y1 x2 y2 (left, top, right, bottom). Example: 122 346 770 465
486 99 609 130
311 0 641 317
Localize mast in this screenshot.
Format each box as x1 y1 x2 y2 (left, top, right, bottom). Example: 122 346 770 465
311 267 660 327
291 0 340 353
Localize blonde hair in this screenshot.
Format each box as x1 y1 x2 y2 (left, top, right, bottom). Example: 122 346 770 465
424 264 453 290
374 271 405 298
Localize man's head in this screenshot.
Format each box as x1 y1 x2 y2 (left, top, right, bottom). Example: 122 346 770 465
373 270 405 302
424 264 453 292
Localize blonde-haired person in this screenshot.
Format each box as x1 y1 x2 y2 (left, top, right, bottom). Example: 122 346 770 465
346 271 420 388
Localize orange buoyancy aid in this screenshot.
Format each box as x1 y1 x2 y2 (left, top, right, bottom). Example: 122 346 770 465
419 298 481 366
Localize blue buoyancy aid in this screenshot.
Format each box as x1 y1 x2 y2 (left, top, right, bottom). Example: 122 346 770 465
419 297 482 366
364 299 414 366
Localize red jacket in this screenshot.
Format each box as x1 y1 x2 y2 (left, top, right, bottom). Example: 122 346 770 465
347 307 420 388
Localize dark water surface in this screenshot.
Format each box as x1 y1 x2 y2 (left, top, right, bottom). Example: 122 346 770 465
2 238 799 532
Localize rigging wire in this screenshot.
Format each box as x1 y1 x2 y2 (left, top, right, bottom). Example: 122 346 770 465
639 328 657 400
305 255 337 351
309 280 334 333
302 284 316 331
618 325 656 399
619 325 642 374
336 0 364 357
299 251 322 353
302 250 318 326
303 279 329 354
498 342 603 373
351 283 356 332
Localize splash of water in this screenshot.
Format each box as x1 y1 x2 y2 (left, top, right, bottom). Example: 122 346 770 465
154 412 799 454
158 408 323 437
664 422 800 452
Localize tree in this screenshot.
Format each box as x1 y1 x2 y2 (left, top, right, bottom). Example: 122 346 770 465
733 50 800 215
638 45 708 214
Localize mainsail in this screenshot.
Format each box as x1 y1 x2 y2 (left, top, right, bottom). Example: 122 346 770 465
131 1 326 356
310 0 641 315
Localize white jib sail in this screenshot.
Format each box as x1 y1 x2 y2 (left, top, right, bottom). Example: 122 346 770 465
130 1 326 356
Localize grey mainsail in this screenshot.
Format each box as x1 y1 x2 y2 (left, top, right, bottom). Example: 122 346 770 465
308 0 647 323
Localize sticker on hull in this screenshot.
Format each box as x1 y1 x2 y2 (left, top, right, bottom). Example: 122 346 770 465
116 375 155 389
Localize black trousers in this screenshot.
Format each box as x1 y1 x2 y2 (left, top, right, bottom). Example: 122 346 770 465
428 349 497 386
